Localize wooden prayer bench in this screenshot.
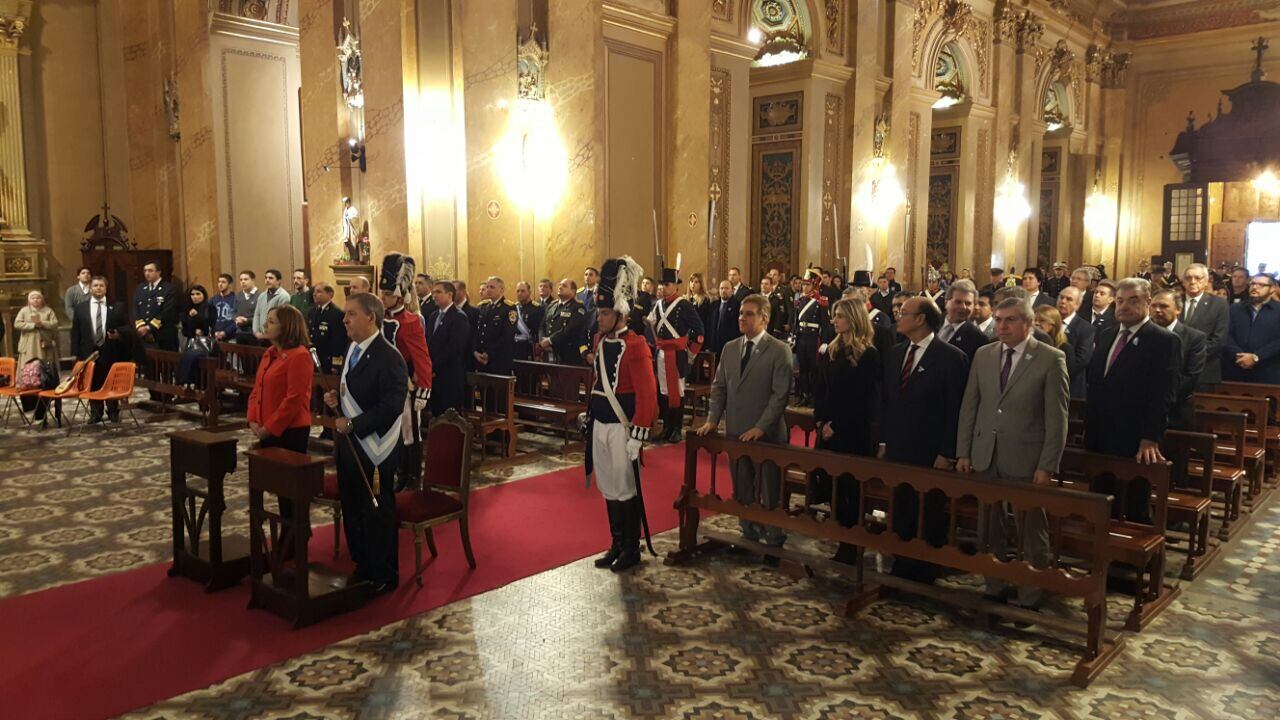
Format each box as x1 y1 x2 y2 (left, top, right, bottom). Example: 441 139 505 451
1054 449 1178 632
1194 392 1272 510
206 341 267 429
668 433 1123 688
246 446 370 628
1215 381 1280 488
465 371 518 460
1161 430 1221 580
1192 409 1248 541
511 360 590 450
167 429 248 591
682 351 716 426
136 348 216 423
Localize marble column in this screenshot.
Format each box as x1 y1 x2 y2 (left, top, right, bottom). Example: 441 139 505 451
0 1 31 239
987 27 1017 280
298 0 345 288
358 0 410 258
1012 44 1040 272
172 0 220 284
666 0 710 275
885 0 917 285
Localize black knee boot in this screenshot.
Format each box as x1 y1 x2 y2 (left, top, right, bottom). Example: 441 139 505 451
663 407 683 443
396 442 422 492
611 497 643 572
594 500 625 568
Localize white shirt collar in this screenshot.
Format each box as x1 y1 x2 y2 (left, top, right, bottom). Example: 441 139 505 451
350 332 377 356
743 328 767 345
1165 318 1179 332
1121 316 1149 334
1002 336 1031 356
1062 312 1077 326
910 332 935 354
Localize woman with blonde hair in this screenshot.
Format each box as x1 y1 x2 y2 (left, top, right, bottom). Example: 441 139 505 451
684 272 712 334
1034 304 1080 384
813 297 881 562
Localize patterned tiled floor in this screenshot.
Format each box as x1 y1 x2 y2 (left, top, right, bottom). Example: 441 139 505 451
4 400 1279 719
0 397 580 599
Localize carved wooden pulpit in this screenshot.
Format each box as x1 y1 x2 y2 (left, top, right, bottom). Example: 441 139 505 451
167 429 248 591
246 447 369 628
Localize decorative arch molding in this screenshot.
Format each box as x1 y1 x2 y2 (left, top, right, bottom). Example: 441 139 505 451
912 1 991 99
1033 40 1085 129
737 0 829 59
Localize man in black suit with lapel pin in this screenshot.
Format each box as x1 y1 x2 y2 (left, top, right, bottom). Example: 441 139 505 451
1056 286 1095 398
1179 262 1229 390
936 279 990 362
708 280 741 355
323 292 408 593
1089 279 1118 334
1085 278 1180 522
71 275 131 423
1150 289 1206 430
881 295 970 582
425 280 470 416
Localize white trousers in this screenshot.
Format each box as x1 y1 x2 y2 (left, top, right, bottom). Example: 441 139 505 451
655 348 685 399
592 422 637 501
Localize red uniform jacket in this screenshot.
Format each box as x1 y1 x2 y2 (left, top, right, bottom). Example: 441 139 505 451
247 346 314 437
592 329 659 440
386 305 432 391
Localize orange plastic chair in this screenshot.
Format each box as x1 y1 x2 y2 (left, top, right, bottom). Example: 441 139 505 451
76 362 140 433
0 357 41 428
38 360 93 432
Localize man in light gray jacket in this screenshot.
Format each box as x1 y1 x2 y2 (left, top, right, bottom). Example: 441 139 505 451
956 297 1069 609
252 268 292 341
697 293 794 557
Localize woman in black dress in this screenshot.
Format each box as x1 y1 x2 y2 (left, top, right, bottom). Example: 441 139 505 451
813 297 881 562
176 285 216 388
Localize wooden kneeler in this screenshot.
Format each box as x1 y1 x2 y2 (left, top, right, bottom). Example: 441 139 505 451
168 429 249 591
246 447 370 628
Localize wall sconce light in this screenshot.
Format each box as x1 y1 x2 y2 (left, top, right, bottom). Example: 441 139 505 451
1083 172 1117 241
348 137 366 173
1253 169 1280 198
753 27 807 68
993 153 1031 234
854 116 905 227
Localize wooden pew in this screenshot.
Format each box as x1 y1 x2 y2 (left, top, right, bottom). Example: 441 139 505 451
1067 398 1088 448
136 348 216 423
1192 410 1248 541
465 372 518 460
1193 393 1270 509
1055 449 1178 632
1161 430 1220 580
669 433 1123 688
511 360 590 450
1214 380 1280 487
683 351 717 425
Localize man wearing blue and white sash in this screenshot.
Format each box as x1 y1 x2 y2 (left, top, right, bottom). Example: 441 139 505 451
323 292 408 593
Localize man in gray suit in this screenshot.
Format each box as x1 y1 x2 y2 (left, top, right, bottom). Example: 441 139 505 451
956 297 1070 610
1180 263 1228 389
697 293 794 557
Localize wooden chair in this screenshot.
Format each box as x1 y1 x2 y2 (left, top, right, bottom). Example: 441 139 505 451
1067 397 1088 448
1193 393 1270 507
395 409 476 587
1161 430 1219 579
683 351 717 424
1214 381 1280 487
36 360 94 431
1192 410 1248 541
73 362 140 432
0 357 39 427
317 471 345 560
465 372 518 460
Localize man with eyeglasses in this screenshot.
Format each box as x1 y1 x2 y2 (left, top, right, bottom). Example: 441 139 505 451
1179 263 1229 389
1224 273 1280 384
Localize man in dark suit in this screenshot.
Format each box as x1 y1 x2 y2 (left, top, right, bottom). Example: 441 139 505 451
472 276 517 375
1022 267 1055 308
1056 286 1095 398
881 296 970 582
760 276 790 341
869 274 897 317
71 276 130 423
308 283 348 375
512 281 544 361
708 280 741 355
323 292 408 592
539 278 588 364
454 280 482 355
1224 272 1280 385
133 261 178 350
425 281 470 415
1088 279 1118 334
1180 263 1229 389
884 266 903 295
1150 290 1206 430
936 279 989 362
1085 278 1180 522
1044 262 1070 297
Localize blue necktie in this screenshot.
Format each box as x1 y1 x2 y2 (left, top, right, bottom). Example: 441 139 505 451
347 344 363 372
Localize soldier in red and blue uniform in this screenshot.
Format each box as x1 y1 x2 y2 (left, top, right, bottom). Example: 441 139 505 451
648 260 704 442
379 252 433 492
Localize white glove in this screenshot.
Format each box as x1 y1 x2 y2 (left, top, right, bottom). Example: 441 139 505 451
627 438 643 461
817 343 829 355
413 387 430 412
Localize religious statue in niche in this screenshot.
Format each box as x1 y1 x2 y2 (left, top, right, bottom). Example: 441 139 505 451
338 197 370 265
337 19 363 110
516 22 548 101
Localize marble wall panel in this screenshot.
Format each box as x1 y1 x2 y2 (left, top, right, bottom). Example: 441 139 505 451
358 0 410 258
298 0 345 287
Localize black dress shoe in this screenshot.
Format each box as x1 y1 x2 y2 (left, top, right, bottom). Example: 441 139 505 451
610 549 641 572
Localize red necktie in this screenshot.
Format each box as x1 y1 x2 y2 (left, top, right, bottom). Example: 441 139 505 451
1105 329 1131 375
899 344 918 391
999 348 1014 391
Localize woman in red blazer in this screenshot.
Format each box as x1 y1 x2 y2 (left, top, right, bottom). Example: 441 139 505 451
248 305 314 522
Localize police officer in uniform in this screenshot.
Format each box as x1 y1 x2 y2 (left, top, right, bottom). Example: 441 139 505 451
133 261 179 351
539 278 589 364
648 258 705 443
472 276 518 375
308 283 348 374
513 281 544 361
793 269 832 406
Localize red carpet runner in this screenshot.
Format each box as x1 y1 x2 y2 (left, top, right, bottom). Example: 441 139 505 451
0 442 696 720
